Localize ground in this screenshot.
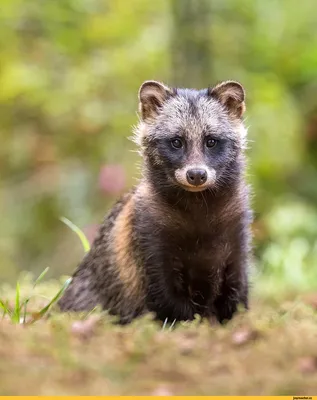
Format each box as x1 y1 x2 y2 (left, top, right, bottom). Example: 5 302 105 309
0 279 317 396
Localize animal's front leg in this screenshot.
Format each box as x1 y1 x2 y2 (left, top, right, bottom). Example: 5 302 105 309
144 254 196 322
213 261 248 323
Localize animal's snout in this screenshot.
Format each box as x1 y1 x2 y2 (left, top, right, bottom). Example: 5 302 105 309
186 168 207 186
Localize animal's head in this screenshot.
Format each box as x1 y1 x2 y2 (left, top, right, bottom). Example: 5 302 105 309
134 80 247 193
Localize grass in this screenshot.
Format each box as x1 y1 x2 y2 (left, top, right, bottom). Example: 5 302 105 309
59 217 91 253
0 217 87 325
0 268 72 325
1 217 317 395
0 283 317 395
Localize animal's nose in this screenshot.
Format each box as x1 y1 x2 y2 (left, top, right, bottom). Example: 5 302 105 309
186 168 207 186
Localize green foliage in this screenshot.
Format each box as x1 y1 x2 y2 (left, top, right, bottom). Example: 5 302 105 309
0 0 317 295
0 213 88 324
256 200 317 297
0 267 71 324
31 277 72 322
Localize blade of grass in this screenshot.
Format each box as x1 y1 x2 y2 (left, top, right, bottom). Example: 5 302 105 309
0 299 12 318
23 267 50 323
23 299 28 324
86 306 100 317
22 294 29 324
22 294 52 323
33 267 50 288
60 217 90 252
162 318 168 331
30 278 72 323
12 282 21 323
169 319 177 331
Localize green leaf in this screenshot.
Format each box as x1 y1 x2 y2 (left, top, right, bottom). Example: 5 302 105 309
60 217 91 253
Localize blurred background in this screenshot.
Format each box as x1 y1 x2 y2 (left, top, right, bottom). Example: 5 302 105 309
1 0 317 298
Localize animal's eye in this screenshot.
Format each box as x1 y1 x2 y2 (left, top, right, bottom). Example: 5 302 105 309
206 137 217 148
171 138 183 149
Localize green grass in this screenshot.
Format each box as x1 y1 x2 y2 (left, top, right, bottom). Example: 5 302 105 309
0 267 72 325
0 216 87 325
60 216 91 253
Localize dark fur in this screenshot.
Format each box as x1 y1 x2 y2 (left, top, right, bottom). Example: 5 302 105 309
58 81 252 324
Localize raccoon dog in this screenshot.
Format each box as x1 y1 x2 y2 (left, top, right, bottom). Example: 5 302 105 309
59 80 252 324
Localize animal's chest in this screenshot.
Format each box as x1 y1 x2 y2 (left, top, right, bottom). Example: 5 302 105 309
165 226 230 305
167 218 230 267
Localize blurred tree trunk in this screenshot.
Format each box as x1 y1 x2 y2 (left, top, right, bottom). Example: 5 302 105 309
170 0 212 88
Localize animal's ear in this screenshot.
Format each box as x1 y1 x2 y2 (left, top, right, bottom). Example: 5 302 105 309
138 80 172 121
208 81 245 118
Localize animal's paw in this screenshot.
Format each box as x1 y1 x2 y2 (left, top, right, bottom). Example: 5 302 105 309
214 296 238 324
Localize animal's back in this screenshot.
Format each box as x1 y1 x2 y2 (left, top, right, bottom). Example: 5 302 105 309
58 188 147 323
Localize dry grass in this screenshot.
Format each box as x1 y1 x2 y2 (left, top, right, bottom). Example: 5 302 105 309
1 279 317 396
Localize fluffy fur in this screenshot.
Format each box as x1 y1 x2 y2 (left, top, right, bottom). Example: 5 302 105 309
58 80 253 324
